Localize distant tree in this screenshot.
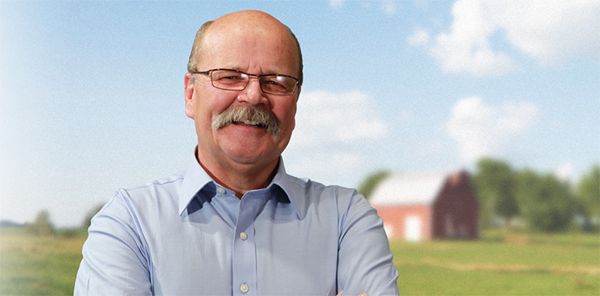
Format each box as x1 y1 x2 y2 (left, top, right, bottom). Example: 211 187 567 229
0 220 24 228
516 171 575 232
28 209 55 236
82 204 105 230
358 170 391 200
575 164 600 230
495 178 520 227
473 158 519 228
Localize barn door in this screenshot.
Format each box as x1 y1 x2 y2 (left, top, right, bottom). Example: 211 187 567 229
405 215 422 242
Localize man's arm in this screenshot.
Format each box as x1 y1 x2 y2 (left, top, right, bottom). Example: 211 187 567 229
337 190 399 295
74 190 152 295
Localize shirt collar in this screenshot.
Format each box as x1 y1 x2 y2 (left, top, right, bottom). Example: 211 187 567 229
179 152 215 215
269 160 307 219
179 150 308 219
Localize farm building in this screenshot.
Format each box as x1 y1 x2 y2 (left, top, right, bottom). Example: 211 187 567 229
370 170 479 241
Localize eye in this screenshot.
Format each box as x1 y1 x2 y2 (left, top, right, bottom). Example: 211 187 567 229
212 70 248 85
261 76 289 91
264 79 285 87
222 75 244 81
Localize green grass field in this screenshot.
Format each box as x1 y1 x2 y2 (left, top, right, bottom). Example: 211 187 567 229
391 231 600 295
0 229 84 295
1 229 598 295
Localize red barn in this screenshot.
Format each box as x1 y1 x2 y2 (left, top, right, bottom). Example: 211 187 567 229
370 170 479 241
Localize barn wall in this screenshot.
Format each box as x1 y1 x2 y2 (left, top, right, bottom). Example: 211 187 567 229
432 172 479 239
375 205 431 241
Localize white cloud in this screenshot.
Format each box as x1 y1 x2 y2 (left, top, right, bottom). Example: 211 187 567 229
289 151 364 177
555 162 576 182
284 90 388 186
491 0 600 63
407 28 430 47
429 0 514 75
413 0 600 75
291 90 388 147
446 96 538 163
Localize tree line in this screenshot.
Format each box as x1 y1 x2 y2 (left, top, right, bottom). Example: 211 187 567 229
25 204 104 237
358 158 599 233
473 158 599 232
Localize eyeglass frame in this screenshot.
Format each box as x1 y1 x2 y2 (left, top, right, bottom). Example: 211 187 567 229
190 68 300 96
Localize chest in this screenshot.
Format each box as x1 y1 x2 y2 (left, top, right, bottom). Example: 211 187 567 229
146 202 340 295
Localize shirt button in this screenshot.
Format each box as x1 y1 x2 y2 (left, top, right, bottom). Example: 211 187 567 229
239 232 248 241
216 187 225 194
240 283 249 294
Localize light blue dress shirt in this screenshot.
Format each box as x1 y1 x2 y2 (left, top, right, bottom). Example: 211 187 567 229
75 155 399 295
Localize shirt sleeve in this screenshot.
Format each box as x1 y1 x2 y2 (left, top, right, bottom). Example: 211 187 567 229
337 189 399 295
74 190 153 296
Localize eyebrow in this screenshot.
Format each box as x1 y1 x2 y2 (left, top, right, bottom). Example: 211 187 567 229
221 66 282 76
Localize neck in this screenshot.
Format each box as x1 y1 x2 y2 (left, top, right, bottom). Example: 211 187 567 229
195 152 279 198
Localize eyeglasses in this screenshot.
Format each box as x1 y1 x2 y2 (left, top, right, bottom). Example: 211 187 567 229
191 68 299 96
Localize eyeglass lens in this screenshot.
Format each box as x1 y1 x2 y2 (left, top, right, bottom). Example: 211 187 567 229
210 70 296 95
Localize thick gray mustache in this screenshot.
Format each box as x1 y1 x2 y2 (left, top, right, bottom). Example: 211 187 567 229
212 105 280 135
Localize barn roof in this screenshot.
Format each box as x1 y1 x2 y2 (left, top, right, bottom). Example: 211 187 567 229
369 172 449 206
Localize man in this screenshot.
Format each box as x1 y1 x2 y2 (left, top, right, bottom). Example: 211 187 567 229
75 10 398 295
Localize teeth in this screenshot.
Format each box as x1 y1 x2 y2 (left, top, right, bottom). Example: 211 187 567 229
235 120 262 127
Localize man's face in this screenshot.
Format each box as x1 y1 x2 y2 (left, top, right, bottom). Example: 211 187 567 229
184 17 300 174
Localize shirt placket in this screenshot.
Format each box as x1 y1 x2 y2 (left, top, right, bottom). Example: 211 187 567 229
232 192 264 296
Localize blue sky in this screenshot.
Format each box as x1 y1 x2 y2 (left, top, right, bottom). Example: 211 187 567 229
1 0 599 227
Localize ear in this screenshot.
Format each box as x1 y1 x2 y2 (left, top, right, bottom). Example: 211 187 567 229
184 73 195 119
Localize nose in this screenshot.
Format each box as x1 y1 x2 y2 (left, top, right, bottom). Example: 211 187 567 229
238 77 265 105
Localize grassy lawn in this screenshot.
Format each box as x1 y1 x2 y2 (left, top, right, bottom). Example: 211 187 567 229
0 229 84 295
391 230 600 295
0 228 599 295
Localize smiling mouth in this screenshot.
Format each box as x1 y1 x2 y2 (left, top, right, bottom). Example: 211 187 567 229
232 120 267 129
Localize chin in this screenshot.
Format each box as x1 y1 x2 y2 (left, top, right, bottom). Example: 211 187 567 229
223 147 280 166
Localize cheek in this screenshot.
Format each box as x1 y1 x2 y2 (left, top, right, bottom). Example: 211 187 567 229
196 93 234 126
275 101 297 128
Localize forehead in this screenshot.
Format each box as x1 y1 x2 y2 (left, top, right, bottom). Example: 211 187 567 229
196 17 300 75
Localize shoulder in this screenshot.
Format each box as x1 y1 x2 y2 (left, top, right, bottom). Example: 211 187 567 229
116 174 184 205
284 174 357 198
98 173 185 221
121 173 184 198
283 174 371 217
307 180 375 222
307 179 360 204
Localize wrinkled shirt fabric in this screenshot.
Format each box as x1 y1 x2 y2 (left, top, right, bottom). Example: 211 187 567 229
75 155 399 295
